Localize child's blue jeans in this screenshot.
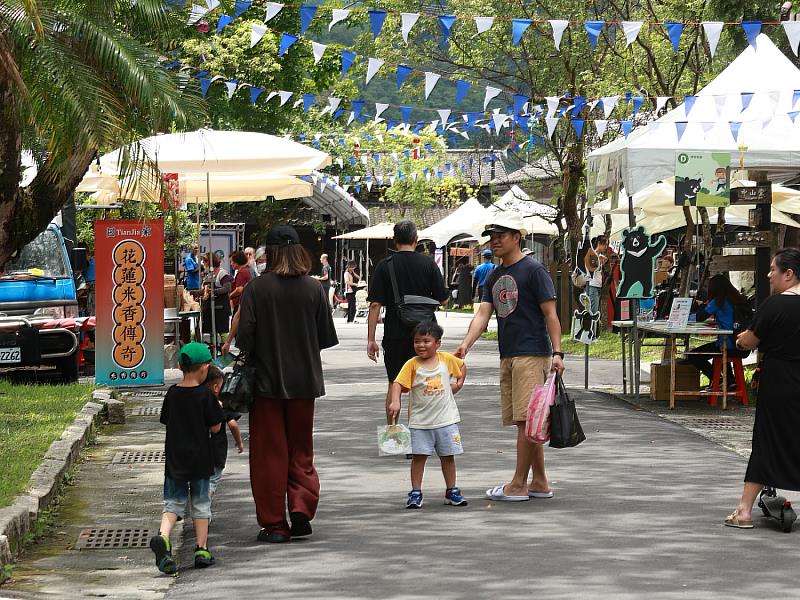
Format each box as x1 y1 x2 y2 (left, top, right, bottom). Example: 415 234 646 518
163 476 211 519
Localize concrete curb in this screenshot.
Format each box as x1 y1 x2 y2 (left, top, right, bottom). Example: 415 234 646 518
0 388 125 573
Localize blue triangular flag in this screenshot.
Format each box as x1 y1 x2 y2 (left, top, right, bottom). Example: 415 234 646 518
333 108 344 120
300 5 317 35
438 15 457 48
518 115 530 133
250 87 265 105
400 105 413 123
403 149 410 159
425 143 432 153
585 21 604 50
194 70 210 78
665 22 683 53
573 96 587 115
729 121 742 141
355 184 361 194
455 80 471 105
512 19 532 47
624 91 632 104
279 33 298 56
466 112 480 131
789 111 800 123
741 21 761 47
344 175 351 183
234 0 252 17
684 95 696 117
386 120 397 130
513 94 529 115
793 89 800 108
303 93 315 112
217 14 233 32
338 137 345 147
632 95 644 115
351 100 365 120
198 77 212 98
675 121 688 141
368 10 387 40
373 154 381 164
349 156 356 166
621 120 633 137
572 118 584 138
397 65 413 90
313 140 320 148
741 92 754 112
342 50 357 76
299 134 306 141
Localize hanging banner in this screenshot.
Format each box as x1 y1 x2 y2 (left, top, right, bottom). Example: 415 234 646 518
95 219 164 386
675 151 730 207
434 248 444 275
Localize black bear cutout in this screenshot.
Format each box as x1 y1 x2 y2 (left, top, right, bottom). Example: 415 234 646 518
618 226 667 299
675 176 701 206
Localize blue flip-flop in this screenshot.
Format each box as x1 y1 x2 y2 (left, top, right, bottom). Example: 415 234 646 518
485 484 530 502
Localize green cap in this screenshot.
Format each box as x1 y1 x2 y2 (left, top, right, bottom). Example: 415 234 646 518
178 342 212 367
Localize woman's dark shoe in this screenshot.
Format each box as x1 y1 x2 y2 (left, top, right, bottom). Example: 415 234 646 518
257 529 290 543
290 512 312 537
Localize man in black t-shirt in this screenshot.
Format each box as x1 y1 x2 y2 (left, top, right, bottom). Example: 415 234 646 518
367 220 449 420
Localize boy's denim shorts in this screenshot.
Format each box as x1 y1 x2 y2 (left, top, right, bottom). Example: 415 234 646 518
163 476 211 519
209 466 224 494
410 424 464 457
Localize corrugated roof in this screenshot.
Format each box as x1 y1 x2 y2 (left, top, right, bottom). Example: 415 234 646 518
491 157 561 185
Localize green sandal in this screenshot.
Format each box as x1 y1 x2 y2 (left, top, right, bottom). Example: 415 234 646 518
149 534 177 575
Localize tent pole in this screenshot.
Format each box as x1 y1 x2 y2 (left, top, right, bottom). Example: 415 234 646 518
207 172 217 358
627 193 635 228
365 238 369 284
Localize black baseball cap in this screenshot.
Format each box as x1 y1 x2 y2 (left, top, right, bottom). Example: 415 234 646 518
265 225 300 246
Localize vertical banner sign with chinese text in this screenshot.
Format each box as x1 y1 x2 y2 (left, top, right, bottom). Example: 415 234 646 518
95 220 164 386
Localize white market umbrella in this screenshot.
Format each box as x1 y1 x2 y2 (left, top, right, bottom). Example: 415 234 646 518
333 222 395 240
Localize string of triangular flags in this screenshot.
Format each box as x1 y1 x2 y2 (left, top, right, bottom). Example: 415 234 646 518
187 1 800 58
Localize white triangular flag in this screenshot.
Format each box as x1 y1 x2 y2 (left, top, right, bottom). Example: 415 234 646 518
320 179 327 192
205 0 220 9
459 130 469 139
475 16 494 35
492 113 507 134
701 121 715 140
293 99 303 109
329 9 350 31
437 109 451 126
783 22 800 56
328 97 341 113
425 171 432 182
412 172 418 182
346 112 355 126
425 72 441 99
336 158 344 169
594 120 608 138
545 96 560 117
714 94 727 116
210 75 225 83
484 86 502 110
188 4 210 25
401 13 420 44
428 120 439 132
366 181 373 191
251 24 267 48
655 96 669 113
311 175 318 185
621 21 643 47
374 103 389 119
278 90 292 106
312 42 327 65
225 81 238 100
702 22 724 58
366 58 384 85
601 95 619 119
265 91 278 103
545 116 559 138
767 91 781 110
389 175 396 186
588 99 600 113
549 20 569 50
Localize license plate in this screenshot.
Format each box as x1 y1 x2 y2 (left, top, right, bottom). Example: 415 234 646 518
0 347 21 364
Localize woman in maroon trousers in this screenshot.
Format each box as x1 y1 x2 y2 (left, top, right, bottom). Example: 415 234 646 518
236 225 338 543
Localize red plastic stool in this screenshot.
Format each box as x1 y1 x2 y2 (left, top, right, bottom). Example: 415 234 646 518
710 356 748 406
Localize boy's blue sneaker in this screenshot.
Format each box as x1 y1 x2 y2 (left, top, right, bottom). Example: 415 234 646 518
444 487 468 507
406 489 423 509
149 534 177 575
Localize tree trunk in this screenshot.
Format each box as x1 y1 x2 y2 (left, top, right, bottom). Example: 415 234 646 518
0 61 23 268
677 206 695 296
561 141 584 263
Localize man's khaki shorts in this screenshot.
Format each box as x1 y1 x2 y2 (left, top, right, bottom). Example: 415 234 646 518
500 355 551 426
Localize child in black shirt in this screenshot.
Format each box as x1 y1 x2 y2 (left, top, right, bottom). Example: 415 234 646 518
203 366 244 497
150 342 224 574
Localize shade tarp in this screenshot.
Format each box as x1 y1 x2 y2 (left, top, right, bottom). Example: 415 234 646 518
416 198 488 246
333 222 395 239
303 171 369 225
588 35 800 196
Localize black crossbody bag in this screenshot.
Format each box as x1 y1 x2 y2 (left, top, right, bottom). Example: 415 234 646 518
220 354 256 413
387 256 440 329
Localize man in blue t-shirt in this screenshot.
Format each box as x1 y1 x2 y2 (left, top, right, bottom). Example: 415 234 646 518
472 248 496 301
184 244 201 290
455 213 565 503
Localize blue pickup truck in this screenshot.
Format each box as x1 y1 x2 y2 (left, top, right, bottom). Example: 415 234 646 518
0 223 84 382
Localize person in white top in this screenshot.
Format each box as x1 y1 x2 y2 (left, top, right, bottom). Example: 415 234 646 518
389 321 468 509
584 235 608 314
343 261 361 323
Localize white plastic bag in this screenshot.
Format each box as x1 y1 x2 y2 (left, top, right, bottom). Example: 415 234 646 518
377 424 412 456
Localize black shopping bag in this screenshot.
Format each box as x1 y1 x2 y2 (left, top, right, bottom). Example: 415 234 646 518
549 376 586 448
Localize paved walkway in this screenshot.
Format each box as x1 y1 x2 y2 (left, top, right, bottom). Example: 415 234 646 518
1 314 789 599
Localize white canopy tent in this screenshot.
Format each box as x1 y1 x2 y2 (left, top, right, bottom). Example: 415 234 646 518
416 198 488 247
302 172 369 226
333 222 395 240
588 35 800 196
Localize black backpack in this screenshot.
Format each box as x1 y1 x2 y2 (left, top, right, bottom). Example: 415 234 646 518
732 299 755 334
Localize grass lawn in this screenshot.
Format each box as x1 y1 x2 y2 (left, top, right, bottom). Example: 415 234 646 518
0 382 94 508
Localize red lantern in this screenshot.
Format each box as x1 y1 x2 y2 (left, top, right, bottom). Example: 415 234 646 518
412 137 421 160
353 141 360 158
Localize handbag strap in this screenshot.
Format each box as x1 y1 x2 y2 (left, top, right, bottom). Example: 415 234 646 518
386 256 403 306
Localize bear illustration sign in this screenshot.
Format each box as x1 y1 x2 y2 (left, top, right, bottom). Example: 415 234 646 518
572 293 600 345
617 226 667 299
674 151 730 207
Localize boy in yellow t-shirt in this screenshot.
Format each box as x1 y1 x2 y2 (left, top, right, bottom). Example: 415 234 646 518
388 321 468 509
